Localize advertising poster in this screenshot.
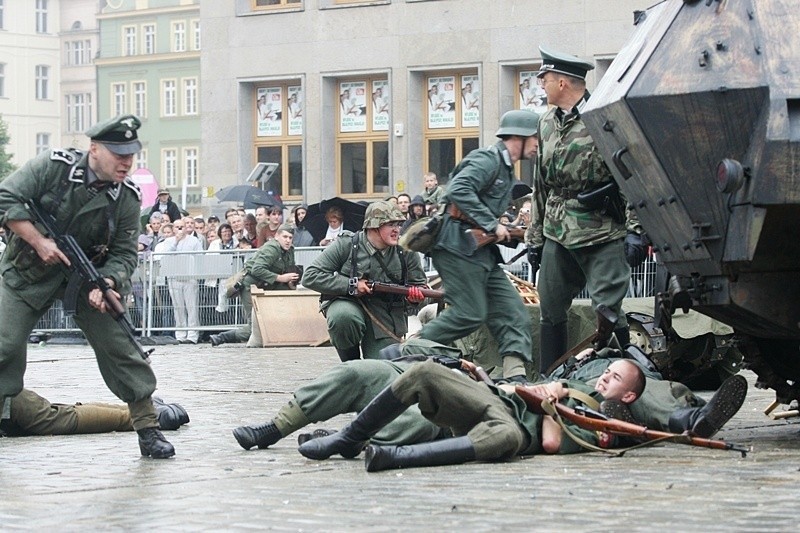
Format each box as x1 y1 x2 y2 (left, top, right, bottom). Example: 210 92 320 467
427 76 456 129
339 80 367 133
519 71 548 113
371 79 390 131
287 85 303 136
257 86 283 137
460 74 480 127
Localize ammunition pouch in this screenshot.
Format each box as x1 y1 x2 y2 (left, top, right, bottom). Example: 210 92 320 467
576 181 625 224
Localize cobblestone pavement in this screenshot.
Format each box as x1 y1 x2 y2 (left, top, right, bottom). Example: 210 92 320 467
2 342 800 531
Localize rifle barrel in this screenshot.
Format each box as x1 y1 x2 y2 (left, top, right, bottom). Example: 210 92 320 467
369 281 444 300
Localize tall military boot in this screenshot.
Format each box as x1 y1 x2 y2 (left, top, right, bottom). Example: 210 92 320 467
364 436 476 472
336 345 361 362
298 386 409 460
153 397 190 431
233 399 310 450
501 354 529 384
73 404 133 433
668 375 748 438
138 427 176 458
613 326 631 348
539 322 568 376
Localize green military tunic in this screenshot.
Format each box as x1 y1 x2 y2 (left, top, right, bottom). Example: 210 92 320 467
418 141 532 363
0 148 159 429
302 230 426 358
218 239 296 344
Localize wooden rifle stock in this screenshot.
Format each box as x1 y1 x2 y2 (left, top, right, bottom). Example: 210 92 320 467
514 386 748 456
447 203 526 249
368 281 445 300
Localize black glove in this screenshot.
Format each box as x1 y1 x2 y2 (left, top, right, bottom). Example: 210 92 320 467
527 246 543 280
624 232 649 268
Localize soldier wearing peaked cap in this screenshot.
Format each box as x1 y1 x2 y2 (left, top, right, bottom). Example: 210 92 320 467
0 114 177 459
526 46 645 376
302 200 427 361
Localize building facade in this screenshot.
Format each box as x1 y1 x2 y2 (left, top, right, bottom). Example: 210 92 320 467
200 0 652 211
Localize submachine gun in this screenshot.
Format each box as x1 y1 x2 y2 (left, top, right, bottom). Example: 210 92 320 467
27 201 153 362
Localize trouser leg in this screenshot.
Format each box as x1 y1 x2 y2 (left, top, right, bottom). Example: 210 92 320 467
325 299 367 354
185 281 200 343
0 281 48 400
169 281 188 340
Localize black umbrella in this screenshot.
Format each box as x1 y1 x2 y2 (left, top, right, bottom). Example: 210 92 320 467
215 185 284 210
304 197 368 244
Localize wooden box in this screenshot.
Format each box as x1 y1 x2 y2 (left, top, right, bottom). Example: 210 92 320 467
250 287 330 347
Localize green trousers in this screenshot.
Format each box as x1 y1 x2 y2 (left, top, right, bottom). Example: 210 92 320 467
0 280 159 430
323 299 396 359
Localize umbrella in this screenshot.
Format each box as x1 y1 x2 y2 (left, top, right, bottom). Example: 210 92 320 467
215 185 284 210
303 197 368 244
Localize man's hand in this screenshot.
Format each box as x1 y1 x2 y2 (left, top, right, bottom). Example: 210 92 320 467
87 279 118 313
276 272 300 284
356 279 373 296
494 224 511 242
624 231 649 268
406 285 425 303
522 381 569 402
33 237 71 267
526 245 543 280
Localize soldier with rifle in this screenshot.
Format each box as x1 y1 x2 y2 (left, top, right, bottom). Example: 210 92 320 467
0 114 175 459
302 200 428 361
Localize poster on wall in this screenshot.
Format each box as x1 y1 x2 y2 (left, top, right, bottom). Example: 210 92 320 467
427 76 456 129
371 80 390 131
518 71 548 113
339 80 367 133
460 75 480 127
257 87 283 137
287 85 303 136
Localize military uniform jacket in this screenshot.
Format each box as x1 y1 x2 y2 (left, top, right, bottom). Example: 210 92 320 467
529 101 637 250
302 231 426 339
435 141 515 263
0 149 141 308
243 239 296 290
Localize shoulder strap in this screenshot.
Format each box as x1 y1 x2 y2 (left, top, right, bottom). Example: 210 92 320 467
349 231 360 280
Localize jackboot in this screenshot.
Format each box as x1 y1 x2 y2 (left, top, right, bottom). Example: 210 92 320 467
613 326 631 348
153 397 190 430
336 345 361 362
232 421 282 450
668 375 748 438
137 427 176 458
298 386 408 460
539 322 568 376
364 436 476 472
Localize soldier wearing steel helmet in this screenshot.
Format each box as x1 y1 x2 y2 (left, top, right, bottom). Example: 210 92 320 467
302 200 427 361
416 109 540 384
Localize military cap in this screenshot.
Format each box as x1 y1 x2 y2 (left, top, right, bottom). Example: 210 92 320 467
537 46 595 80
363 200 406 229
85 114 142 155
277 223 295 234
158 188 170 195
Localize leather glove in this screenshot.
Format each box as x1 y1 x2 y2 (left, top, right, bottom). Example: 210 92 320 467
406 285 425 303
527 246 543 281
624 232 649 268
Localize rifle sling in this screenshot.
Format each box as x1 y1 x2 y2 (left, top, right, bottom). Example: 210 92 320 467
565 388 600 411
357 299 403 343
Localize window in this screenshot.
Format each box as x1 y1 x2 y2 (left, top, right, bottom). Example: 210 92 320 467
253 0 302 9
112 83 126 115
162 80 177 117
66 40 92 66
423 71 480 184
0 63 5 97
133 81 147 117
35 0 48 33
35 65 50 100
143 24 156 54
183 78 197 115
65 93 92 133
124 26 137 56
335 77 390 196
184 148 198 186
192 20 201 51
135 149 148 170
36 133 50 154
172 22 186 53
163 149 177 187
254 83 304 198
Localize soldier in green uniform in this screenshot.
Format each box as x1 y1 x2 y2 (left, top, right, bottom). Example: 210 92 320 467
298 358 646 472
417 110 540 383
211 224 300 346
526 46 647 375
302 200 427 361
0 115 175 458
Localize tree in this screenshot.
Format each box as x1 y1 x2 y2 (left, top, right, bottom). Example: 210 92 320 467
0 114 18 181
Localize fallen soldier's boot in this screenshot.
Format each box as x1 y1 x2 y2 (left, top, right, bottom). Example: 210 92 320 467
233 421 282 450
153 397 190 430
668 374 748 438
364 436 476 472
297 428 337 446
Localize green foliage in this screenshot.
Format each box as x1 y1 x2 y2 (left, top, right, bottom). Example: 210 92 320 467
0 114 18 181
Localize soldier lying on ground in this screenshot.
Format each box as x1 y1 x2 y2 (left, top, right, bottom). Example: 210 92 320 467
0 389 189 437
232 339 746 452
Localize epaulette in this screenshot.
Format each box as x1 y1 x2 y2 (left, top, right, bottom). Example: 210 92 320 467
50 148 83 165
122 176 143 201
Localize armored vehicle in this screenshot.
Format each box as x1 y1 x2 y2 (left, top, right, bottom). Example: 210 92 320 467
582 0 800 404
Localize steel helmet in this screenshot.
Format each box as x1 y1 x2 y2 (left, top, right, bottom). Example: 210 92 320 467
363 200 406 229
495 110 540 138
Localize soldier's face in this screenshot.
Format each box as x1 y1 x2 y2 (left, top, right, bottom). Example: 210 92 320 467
89 142 134 183
276 230 294 250
522 136 539 161
377 221 403 247
594 360 638 404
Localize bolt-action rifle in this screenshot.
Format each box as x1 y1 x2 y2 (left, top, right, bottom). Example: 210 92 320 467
366 281 445 300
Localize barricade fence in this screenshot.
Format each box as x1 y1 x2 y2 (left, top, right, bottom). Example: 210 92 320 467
32 245 659 337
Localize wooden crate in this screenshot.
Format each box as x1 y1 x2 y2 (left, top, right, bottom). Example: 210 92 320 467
250 287 329 347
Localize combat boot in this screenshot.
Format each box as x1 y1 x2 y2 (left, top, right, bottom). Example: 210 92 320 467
297 428 337 445
364 436 476 472
298 386 408 460
600 400 637 425
377 343 402 360
232 421 282 450
153 397 190 431
209 334 223 347
668 374 748 438
539 322 568 376
613 326 631 348
137 427 176 458
336 345 361 362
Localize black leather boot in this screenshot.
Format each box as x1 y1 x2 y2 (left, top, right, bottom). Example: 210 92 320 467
336 345 361 362
138 427 175 458
153 397 190 431
539 322 568 376
377 343 403 360
364 436 476 472
668 375 748 438
232 421 282 450
613 326 631 348
298 387 408 460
